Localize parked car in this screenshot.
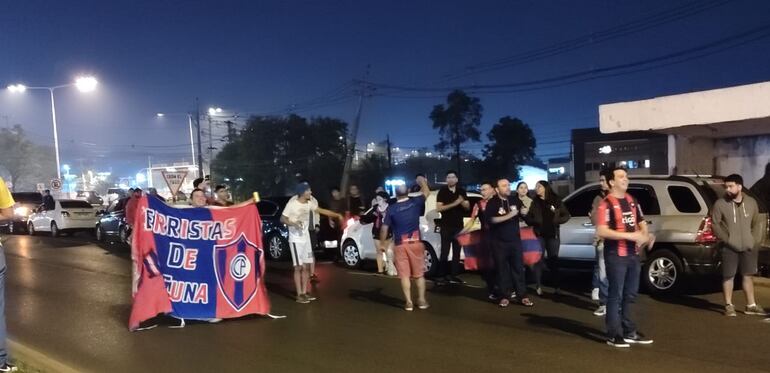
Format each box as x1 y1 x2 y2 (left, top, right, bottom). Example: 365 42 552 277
95 201 130 244
558 175 770 295
258 196 341 261
27 199 99 237
339 190 481 278
104 188 128 207
0 192 43 234
76 190 104 206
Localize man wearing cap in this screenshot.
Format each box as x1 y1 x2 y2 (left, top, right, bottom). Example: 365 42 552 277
281 182 343 303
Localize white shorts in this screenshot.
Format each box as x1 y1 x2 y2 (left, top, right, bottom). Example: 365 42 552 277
290 240 315 266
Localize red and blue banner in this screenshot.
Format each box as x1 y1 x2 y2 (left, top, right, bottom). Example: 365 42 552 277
129 196 270 330
460 227 543 270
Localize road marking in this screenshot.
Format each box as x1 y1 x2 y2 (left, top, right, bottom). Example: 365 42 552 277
8 338 83 373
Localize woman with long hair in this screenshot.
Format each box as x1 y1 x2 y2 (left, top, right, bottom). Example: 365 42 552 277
525 180 570 295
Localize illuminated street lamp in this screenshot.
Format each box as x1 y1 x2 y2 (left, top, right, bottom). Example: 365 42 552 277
7 76 99 179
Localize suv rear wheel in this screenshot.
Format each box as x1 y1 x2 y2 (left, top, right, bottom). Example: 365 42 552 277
643 249 684 295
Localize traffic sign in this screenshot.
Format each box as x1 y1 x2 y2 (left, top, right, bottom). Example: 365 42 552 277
161 170 188 198
50 178 62 191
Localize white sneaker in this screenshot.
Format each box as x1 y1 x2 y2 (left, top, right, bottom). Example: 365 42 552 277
593 305 607 317
168 317 186 329
591 288 600 301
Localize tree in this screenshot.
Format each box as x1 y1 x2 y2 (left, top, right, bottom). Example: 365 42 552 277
429 90 483 176
212 115 349 199
481 116 536 182
0 125 56 191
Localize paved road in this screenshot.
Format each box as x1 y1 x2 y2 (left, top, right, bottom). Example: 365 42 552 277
2 233 770 372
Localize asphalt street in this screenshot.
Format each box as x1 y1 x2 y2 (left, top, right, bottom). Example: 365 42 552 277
2 233 770 372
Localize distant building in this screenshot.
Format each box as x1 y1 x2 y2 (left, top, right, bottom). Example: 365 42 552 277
547 157 573 197
572 127 669 188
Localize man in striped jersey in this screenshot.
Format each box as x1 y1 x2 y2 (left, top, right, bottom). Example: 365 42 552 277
596 167 655 348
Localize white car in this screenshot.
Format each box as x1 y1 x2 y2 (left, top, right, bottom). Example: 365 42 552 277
339 190 482 277
27 199 99 237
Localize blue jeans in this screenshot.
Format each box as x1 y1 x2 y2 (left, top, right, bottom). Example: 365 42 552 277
605 253 640 339
592 241 609 304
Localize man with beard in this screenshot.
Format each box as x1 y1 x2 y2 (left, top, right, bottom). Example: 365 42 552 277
712 174 766 318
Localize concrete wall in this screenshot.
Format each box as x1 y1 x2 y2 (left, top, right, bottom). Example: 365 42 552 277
715 135 770 186
673 136 716 176
600 81 770 133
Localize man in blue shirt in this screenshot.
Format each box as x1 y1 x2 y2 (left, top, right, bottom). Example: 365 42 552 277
380 175 431 311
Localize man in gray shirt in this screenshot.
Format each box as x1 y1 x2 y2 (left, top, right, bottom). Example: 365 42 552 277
712 174 766 318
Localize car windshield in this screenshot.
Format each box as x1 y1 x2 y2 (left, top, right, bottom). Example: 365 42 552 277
11 192 43 205
60 200 94 209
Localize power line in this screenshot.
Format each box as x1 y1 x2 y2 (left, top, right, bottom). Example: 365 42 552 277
438 0 735 81
365 22 770 95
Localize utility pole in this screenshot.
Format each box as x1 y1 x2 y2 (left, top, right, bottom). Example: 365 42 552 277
195 98 204 178
340 67 370 196
207 114 213 178
386 134 392 171
147 156 153 188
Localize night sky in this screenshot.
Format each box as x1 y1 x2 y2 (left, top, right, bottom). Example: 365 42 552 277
2 0 770 178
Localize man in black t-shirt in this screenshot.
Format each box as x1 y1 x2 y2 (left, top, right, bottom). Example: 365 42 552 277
435 170 470 284
484 178 532 308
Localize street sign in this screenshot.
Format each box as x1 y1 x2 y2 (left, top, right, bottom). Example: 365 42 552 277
161 170 188 198
50 178 62 191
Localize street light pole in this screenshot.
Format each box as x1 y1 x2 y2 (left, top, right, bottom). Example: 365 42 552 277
48 88 62 180
7 76 98 182
188 114 196 172
195 98 204 178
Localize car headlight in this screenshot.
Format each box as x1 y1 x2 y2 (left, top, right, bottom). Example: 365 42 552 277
14 207 29 217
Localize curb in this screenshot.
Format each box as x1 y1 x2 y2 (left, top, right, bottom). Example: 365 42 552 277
8 339 81 373
754 276 770 289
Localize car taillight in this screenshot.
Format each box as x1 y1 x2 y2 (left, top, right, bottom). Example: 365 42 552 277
61 211 70 217
696 216 718 244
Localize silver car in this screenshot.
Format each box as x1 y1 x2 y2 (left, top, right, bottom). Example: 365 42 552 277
559 175 769 295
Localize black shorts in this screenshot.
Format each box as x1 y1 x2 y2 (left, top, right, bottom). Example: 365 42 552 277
721 247 758 279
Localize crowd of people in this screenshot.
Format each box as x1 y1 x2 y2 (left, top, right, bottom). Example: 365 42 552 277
277 165 770 349
2 163 769 350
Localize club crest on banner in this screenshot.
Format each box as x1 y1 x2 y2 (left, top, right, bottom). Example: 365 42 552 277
213 234 262 312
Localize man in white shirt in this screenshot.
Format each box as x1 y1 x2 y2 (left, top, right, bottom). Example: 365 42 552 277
281 182 342 303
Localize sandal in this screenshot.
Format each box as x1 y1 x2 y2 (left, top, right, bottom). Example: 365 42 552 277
521 298 534 307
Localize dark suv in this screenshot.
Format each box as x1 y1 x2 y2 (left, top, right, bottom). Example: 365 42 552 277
0 192 43 234
258 197 339 261
559 176 769 295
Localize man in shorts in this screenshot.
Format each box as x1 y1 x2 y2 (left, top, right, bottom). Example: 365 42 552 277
380 175 431 311
712 174 766 317
282 182 343 303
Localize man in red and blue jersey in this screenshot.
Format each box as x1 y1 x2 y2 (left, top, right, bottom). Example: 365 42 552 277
380 175 431 311
596 167 655 348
